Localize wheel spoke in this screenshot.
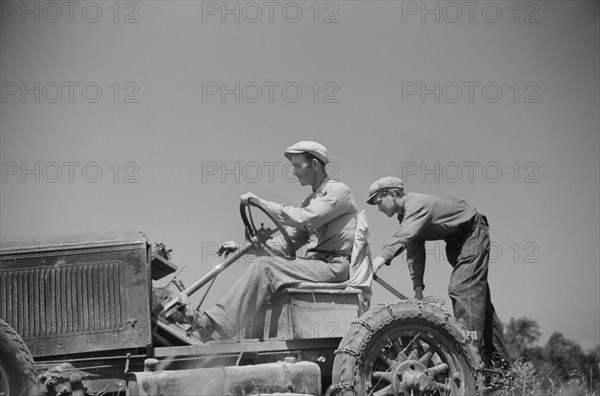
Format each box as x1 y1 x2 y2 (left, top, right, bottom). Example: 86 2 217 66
401 333 422 357
373 370 397 384
385 338 409 367
432 381 451 393
387 339 409 363
392 339 404 356
408 346 420 361
395 350 409 363
425 363 449 377
375 353 393 370
371 367 395 391
418 349 433 366
372 384 395 396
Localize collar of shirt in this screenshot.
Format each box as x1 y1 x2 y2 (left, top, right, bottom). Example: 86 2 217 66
308 176 332 200
396 196 406 221
396 212 404 223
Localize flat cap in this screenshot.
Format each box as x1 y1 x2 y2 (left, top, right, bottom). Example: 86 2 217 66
284 141 330 165
366 176 404 205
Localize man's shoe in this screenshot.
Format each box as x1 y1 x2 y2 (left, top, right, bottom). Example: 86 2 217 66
189 311 220 342
483 373 511 395
482 359 512 394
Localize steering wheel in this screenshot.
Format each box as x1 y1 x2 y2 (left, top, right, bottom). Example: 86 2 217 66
240 198 296 259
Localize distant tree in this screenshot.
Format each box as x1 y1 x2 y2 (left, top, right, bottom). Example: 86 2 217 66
504 317 541 361
583 345 600 391
544 332 586 380
522 346 551 373
501 318 600 394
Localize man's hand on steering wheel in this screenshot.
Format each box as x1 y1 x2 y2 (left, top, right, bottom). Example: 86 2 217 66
240 194 296 259
240 192 259 205
217 241 242 258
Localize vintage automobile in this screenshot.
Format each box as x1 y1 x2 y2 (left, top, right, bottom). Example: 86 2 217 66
0 199 485 395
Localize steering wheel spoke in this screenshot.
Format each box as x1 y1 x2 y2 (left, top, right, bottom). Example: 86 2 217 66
254 223 278 240
240 198 296 259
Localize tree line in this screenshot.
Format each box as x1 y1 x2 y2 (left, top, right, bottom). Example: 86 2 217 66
500 317 600 395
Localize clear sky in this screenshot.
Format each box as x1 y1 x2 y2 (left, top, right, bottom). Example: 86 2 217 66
1 1 598 350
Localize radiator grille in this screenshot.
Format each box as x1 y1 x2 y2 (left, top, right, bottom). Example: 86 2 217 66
0 262 123 340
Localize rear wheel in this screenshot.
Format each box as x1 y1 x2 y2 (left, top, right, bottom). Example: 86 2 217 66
331 300 484 395
0 318 36 396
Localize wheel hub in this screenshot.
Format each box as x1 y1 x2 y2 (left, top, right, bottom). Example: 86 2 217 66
395 360 434 393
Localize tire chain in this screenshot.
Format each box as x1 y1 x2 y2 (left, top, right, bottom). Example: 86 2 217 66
0 319 37 380
332 299 482 396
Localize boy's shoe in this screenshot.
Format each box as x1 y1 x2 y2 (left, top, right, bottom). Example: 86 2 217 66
482 353 512 394
485 352 510 371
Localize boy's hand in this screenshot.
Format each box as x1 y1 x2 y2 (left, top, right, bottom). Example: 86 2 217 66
372 256 387 274
414 286 424 300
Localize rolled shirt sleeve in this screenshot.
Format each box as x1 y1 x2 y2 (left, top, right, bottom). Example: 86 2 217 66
278 184 353 230
406 237 426 289
261 179 357 256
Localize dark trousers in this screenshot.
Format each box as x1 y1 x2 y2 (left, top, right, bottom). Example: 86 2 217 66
444 213 510 366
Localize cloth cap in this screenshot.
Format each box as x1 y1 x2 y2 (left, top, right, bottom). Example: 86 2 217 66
366 176 404 205
284 141 330 165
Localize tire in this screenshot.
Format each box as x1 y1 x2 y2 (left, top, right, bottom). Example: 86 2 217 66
331 299 485 396
0 318 36 396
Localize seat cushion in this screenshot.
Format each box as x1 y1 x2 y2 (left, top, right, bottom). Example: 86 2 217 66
294 281 350 290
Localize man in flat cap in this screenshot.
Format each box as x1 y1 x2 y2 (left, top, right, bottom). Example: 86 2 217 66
195 141 358 340
367 176 509 370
